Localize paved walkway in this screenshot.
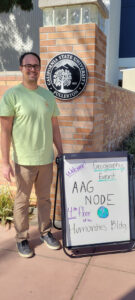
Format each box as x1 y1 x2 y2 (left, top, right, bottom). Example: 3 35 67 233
0 224 135 300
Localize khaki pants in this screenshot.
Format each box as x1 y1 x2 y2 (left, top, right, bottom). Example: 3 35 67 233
14 163 53 242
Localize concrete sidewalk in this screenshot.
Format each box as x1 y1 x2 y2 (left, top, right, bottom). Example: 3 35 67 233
0 224 135 300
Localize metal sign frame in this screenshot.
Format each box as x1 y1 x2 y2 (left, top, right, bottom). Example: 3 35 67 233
57 152 135 258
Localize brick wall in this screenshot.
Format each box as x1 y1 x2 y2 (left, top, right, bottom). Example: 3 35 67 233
40 23 106 154
0 72 22 97
103 83 135 151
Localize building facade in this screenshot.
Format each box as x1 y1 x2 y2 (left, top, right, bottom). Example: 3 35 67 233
0 0 128 88
119 0 135 72
102 0 121 85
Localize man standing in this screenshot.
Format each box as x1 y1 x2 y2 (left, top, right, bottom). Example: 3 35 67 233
0 52 63 258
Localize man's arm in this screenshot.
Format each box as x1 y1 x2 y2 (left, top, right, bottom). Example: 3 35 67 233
52 116 63 156
0 117 14 182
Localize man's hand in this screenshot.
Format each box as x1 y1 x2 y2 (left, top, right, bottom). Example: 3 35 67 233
2 163 14 182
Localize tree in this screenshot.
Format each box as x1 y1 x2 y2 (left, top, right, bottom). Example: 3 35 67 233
0 0 33 13
53 69 72 93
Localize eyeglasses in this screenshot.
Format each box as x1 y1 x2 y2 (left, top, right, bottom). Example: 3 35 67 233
21 64 41 71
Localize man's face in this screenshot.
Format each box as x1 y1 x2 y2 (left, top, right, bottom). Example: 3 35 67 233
20 54 41 84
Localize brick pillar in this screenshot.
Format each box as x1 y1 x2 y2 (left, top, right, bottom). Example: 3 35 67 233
39 1 108 221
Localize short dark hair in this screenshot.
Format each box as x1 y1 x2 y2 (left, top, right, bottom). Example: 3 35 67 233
19 52 41 66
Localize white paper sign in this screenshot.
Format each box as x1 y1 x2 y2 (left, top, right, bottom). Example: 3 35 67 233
63 156 130 247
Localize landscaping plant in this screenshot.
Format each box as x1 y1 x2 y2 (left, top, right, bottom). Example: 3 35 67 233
117 126 135 165
0 186 14 225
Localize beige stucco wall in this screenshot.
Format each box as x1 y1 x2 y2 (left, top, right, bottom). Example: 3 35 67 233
122 69 135 92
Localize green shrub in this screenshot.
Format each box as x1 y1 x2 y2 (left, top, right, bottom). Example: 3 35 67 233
117 127 135 164
0 186 14 225
0 186 35 226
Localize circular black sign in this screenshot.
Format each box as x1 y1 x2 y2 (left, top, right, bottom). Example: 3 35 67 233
45 53 88 100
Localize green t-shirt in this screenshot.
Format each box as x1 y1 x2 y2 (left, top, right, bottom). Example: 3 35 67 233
0 84 60 165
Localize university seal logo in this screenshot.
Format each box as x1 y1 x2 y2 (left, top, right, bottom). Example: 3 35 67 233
45 53 88 100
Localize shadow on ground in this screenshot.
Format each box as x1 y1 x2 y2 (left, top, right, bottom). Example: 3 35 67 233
119 289 135 300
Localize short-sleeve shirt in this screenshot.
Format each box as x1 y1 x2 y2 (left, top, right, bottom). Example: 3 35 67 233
0 83 60 165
